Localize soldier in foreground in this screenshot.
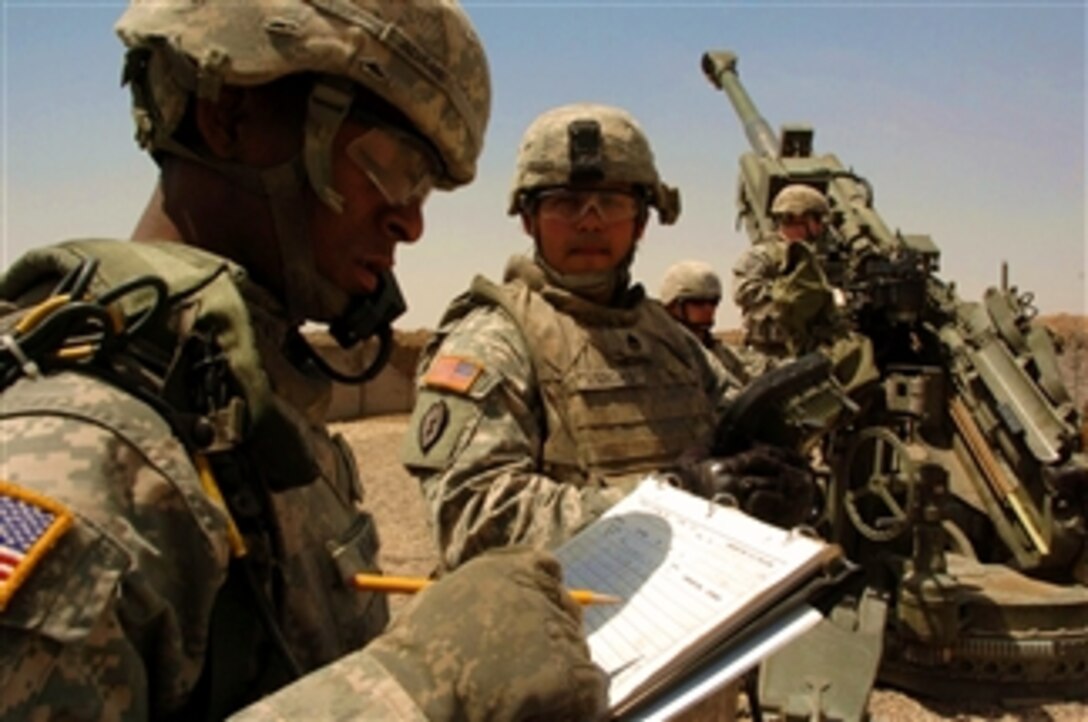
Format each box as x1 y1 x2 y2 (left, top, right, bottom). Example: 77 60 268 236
660 259 752 382
0 1 606 720
402 103 816 571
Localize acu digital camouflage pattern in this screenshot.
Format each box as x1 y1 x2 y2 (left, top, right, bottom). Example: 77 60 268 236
507 103 680 224
403 255 739 570
116 0 491 187
0 242 397 719
0 371 229 720
658 260 754 382
241 549 609 722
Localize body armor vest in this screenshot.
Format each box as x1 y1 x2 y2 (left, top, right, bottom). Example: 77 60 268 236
469 262 717 489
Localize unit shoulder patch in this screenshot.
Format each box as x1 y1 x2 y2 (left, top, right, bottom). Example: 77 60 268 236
422 355 485 395
418 400 450 454
0 481 73 611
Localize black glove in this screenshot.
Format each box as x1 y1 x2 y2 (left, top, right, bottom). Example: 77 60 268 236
679 444 817 528
367 547 609 722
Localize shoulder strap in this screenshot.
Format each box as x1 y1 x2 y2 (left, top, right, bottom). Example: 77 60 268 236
2 239 315 716
1 239 271 426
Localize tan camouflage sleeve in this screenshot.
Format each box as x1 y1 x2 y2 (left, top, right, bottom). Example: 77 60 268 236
233 549 608 722
0 372 231 721
402 306 625 570
731 242 780 315
228 650 427 722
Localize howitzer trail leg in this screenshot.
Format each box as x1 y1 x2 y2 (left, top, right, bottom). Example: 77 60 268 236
757 589 887 722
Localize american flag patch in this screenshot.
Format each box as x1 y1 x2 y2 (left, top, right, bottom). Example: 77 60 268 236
0 481 73 611
422 355 484 395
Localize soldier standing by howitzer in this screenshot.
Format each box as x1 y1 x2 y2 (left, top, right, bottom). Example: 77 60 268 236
660 259 754 383
0 2 609 720
402 102 818 570
733 184 842 357
732 183 876 390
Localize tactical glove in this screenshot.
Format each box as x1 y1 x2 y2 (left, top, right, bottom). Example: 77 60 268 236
772 242 835 351
680 444 817 528
366 548 609 722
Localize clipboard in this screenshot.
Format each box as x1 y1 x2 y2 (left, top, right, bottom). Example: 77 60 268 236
555 476 848 717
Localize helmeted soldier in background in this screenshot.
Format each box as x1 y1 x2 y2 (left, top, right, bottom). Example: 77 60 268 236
732 183 842 360
402 103 816 573
660 259 752 383
0 2 607 720
731 184 877 391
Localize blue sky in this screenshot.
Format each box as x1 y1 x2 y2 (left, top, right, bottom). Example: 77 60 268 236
2 1 1085 330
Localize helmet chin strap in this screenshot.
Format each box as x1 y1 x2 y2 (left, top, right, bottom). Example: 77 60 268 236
260 158 406 383
259 154 407 382
259 160 351 325
152 77 405 380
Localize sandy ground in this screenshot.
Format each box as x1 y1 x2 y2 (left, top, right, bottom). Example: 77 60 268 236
334 413 1088 722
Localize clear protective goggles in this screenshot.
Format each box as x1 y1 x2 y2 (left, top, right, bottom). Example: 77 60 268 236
344 118 441 207
535 188 642 223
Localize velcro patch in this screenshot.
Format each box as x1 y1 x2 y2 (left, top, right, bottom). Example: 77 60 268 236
422 355 484 395
0 481 73 611
418 400 450 454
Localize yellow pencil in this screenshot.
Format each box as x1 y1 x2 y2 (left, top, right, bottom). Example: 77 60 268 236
353 573 622 606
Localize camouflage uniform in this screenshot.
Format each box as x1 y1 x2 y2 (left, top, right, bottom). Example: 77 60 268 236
731 184 842 359
0 241 392 719
0 2 607 721
732 186 878 394
401 104 740 569
731 235 844 359
403 254 738 570
660 259 753 383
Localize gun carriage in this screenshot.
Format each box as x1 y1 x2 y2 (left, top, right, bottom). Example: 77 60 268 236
703 50 1088 701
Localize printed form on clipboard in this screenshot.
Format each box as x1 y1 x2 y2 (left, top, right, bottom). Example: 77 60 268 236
556 477 841 717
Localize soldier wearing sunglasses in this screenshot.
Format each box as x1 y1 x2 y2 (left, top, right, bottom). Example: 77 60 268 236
403 104 818 575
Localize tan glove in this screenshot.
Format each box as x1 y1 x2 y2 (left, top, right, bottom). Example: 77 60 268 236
367 548 609 722
772 242 836 352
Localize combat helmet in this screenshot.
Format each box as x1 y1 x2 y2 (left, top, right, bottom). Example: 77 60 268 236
114 0 491 331
771 184 829 219
116 0 491 196
660 260 723 306
507 103 680 225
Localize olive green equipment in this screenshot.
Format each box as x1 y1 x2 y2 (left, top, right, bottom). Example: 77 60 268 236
702 50 1088 711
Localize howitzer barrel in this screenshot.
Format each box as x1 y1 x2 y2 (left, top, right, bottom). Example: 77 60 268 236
701 51 779 159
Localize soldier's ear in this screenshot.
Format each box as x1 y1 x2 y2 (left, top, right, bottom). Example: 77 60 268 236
632 218 648 242
195 87 247 160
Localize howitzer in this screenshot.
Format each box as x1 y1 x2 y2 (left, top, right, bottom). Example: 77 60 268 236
703 50 1088 704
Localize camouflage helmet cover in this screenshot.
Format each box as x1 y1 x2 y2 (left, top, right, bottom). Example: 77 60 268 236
771 184 829 218
115 0 491 188
507 103 680 225
660 260 723 306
